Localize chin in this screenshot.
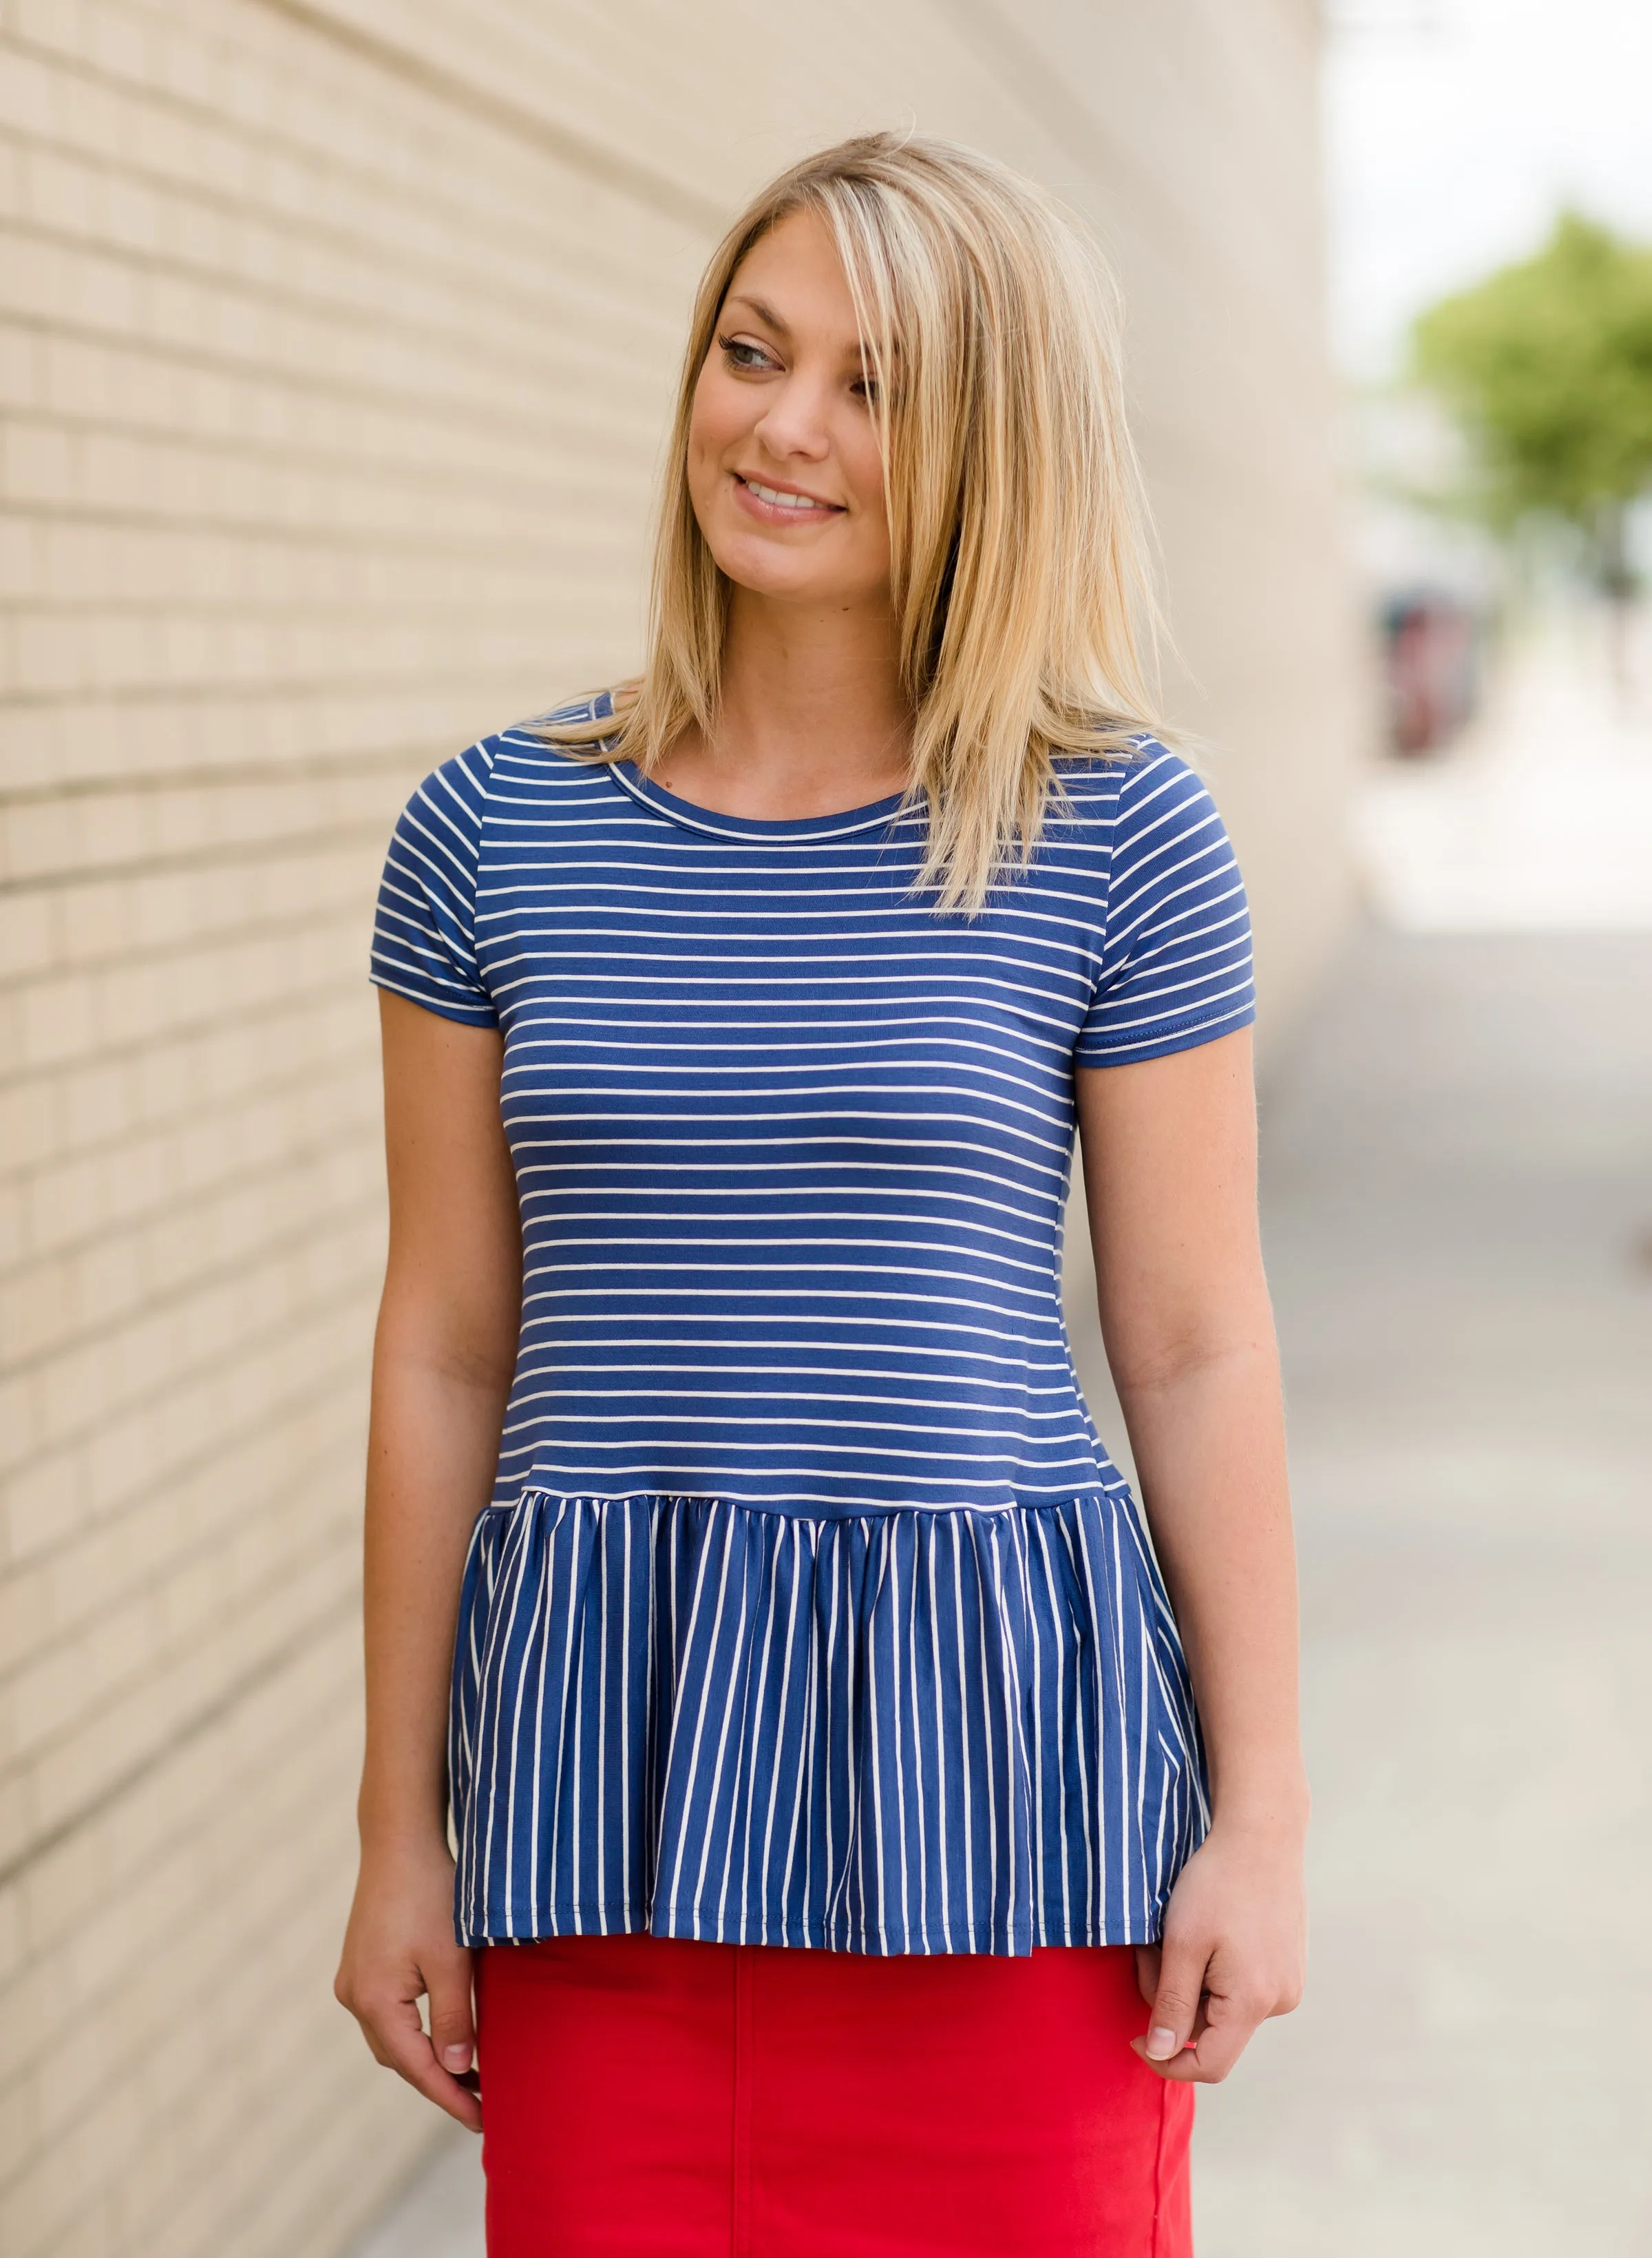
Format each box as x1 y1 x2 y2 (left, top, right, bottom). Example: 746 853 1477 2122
710 540 841 606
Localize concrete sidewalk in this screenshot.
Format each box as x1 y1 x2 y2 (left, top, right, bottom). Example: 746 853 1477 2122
354 927 1652 2257
1194 927 1652 2256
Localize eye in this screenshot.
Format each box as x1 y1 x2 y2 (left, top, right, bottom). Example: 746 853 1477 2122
717 333 779 374
851 354 886 408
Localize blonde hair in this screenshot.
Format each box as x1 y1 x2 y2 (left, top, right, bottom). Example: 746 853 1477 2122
538 131 1165 914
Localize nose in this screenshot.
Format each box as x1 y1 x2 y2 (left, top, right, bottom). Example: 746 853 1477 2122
750 369 833 464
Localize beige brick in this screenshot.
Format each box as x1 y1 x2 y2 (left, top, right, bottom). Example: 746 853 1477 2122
0 1764 36 1879
0 501 39 595
0 1364 49 1477
0 1875 23 1983
0 1177 30 1271
0 795 75 884
56 1055 135 1153
0 1249 81 1365
36 2201 114 2258
0 887 58 980
0 37 57 139
0 130 21 224
23 143 108 242
0 2071 144 2257
1 415 79 509
0 2060 41 2192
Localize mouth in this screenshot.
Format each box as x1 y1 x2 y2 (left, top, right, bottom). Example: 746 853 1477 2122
732 472 842 520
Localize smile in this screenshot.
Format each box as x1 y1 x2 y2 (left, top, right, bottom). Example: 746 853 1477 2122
734 474 838 513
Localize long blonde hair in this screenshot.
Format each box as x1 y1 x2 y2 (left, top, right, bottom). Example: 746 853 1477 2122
537 131 1165 914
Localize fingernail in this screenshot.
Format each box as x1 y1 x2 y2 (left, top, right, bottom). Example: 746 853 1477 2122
1145 2027 1179 2062
443 2043 472 2073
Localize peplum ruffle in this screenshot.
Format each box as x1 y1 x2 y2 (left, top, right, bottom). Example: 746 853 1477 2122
449 1490 1207 1956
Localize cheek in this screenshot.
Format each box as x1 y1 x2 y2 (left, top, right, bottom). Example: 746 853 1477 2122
688 364 750 474
843 428 891 553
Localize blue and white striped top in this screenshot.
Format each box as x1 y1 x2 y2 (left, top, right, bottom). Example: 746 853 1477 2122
370 699 1255 1955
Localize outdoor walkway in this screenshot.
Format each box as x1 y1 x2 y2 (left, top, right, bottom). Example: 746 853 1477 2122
1194 923 1652 2256
1197 619 1652 2252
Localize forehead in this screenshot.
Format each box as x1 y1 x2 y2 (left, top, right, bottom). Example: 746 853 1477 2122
726 211 863 344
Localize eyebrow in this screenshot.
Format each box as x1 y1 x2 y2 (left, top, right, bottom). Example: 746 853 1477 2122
725 293 791 337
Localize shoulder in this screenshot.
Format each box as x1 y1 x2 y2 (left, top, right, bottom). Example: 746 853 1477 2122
514 688 622 737
1053 735 1217 827
1095 741 1247 953
1046 737 1229 870
502 686 627 770
399 735 497 846
488 689 627 788
1107 740 1235 880
382 739 498 907
1054 737 1236 875
401 699 621 841
1043 738 1245 949
1072 739 1254 1060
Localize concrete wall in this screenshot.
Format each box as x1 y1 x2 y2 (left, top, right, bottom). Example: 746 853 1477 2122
0 4 1360 2252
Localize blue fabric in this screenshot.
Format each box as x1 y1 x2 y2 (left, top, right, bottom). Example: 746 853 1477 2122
370 704 1255 1953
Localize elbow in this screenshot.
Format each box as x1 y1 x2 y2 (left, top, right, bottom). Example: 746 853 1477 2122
373 1297 518 1400
1105 1326 1277 1401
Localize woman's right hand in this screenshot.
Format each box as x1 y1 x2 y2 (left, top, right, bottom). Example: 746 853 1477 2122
335 1836 482 2132
340 999 520 2138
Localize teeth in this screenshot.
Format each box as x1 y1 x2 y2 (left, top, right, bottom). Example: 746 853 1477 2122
746 478 825 510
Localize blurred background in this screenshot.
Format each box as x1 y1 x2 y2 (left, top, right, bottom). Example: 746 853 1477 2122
0 3 1646 2254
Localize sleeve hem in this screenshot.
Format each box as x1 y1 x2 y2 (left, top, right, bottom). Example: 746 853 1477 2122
1074 1000 1255 1068
369 969 499 1029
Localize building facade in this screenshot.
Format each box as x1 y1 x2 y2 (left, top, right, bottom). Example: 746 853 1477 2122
0 3 1360 2252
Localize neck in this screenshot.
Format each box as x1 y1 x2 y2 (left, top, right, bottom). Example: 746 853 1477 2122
657 586 913 821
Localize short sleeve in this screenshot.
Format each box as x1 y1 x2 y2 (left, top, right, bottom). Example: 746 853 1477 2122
1075 746 1256 1066
369 742 498 1026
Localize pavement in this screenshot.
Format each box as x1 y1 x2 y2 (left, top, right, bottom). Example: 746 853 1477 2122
352 626 1652 2257
1193 924 1652 2257
1188 618 1652 2254
350 2136 481 2258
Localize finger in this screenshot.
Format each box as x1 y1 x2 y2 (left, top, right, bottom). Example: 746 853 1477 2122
1132 1945 1161 2013
363 1990 484 2133
1151 2008 1258 2084
426 1948 478 2080
1142 1983 1262 2084
1134 1930 1210 2063
1129 1982 1213 2074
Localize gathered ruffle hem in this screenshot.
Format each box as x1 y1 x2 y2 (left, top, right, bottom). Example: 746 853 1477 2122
449 1489 1209 1956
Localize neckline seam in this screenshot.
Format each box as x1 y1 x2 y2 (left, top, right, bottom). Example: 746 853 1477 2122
607 761 914 844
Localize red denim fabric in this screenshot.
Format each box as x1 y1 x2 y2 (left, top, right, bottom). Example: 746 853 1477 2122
476 1932 1193 2257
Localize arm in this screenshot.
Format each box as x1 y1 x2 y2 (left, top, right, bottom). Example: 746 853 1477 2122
1075 1026 1307 2083
334 991 522 2131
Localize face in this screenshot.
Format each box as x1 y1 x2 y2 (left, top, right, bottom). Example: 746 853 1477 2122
686 211 892 614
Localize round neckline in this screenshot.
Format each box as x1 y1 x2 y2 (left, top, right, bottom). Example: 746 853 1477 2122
608 759 912 845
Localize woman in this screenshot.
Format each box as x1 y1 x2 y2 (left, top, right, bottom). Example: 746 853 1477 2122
337 132 1307 2256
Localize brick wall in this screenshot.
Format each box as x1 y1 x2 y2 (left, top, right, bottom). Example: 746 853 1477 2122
0 5 1359 2252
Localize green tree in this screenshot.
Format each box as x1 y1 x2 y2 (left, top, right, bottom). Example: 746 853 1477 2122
1411 211 1652 595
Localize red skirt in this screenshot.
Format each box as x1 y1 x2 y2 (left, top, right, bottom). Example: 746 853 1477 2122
476 1932 1192 2257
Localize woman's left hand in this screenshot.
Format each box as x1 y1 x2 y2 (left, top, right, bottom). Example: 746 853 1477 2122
1130 1814 1307 2082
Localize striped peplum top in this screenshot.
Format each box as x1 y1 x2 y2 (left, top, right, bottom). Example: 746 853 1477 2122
369 698 1256 1955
